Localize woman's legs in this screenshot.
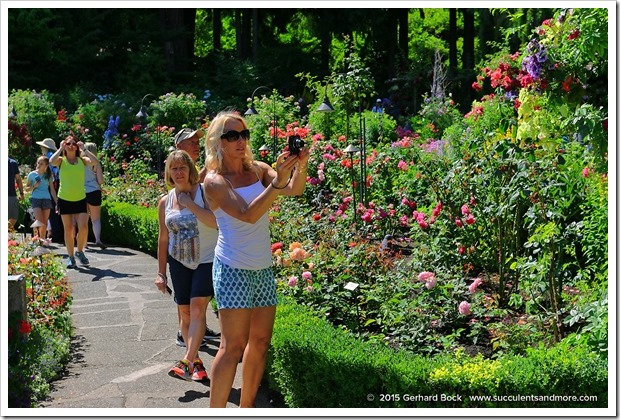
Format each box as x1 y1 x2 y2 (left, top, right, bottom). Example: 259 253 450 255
60 214 76 256
88 204 103 244
210 308 252 408
75 212 89 252
32 207 50 238
239 305 276 408
183 297 209 363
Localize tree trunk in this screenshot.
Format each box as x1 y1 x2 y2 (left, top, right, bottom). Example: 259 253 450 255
159 9 196 77
212 9 221 52
398 8 409 71
449 8 457 71
462 8 474 71
252 8 259 61
235 9 242 58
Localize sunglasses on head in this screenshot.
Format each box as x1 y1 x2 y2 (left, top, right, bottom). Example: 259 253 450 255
221 129 250 142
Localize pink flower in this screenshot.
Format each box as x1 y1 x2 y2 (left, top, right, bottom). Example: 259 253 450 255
472 81 482 91
461 204 470 215
418 271 435 282
458 301 471 315
305 285 314 292
288 276 298 287
458 246 465 255
455 219 463 228
582 167 591 178
397 160 409 171
469 277 483 293
425 277 437 289
302 271 312 281
465 214 476 225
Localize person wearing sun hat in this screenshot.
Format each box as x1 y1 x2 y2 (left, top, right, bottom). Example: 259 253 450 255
36 138 62 242
36 138 59 178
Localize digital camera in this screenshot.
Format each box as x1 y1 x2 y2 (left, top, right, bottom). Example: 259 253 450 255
288 135 305 156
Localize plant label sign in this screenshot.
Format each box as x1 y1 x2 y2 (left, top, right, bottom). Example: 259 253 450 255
344 282 359 291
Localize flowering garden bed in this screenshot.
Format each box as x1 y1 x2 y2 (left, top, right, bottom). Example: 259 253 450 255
7 237 73 407
7 7 609 408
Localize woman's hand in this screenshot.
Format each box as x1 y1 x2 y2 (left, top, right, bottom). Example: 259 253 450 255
155 273 167 294
272 151 299 188
177 191 192 208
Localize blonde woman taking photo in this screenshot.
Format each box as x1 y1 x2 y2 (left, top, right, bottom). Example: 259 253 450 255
203 111 310 408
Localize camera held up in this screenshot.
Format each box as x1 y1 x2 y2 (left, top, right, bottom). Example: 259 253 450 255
287 135 305 156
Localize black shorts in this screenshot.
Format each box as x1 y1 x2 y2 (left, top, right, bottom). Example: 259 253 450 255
57 197 87 215
167 256 214 305
85 190 102 206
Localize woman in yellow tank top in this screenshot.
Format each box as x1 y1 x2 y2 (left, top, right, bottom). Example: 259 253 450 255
49 135 99 269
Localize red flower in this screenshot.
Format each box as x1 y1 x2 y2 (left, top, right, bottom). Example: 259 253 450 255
18 320 31 334
562 75 573 92
271 242 283 253
312 213 321 221
472 82 482 91
567 29 580 40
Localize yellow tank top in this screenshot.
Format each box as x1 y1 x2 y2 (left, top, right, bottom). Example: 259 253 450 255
58 157 86 201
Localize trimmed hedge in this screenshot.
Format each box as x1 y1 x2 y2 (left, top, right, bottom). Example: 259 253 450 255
99 201 608 408
267 300 608 408
101 201 158 254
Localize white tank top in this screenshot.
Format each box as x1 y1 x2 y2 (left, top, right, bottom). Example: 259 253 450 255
165 186 218 268
213 179 272 270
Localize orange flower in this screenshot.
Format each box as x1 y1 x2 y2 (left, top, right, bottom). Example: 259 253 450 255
289 242 303 251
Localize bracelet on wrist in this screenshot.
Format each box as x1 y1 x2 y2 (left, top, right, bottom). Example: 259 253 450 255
157 272 167 280
271 179 289 190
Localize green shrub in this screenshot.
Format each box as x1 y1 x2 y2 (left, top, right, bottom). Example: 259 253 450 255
101 200 158 254
267 300 607 408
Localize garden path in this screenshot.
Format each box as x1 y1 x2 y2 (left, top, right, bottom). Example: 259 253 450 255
39 242 273 412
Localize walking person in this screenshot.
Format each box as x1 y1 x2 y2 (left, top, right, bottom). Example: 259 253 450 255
83 142 106 249
173 127 221 348
49 136 99 269
203 111 310 407
25 156 58 240
154 150 218 382
36 138 62 242
8 156 24 230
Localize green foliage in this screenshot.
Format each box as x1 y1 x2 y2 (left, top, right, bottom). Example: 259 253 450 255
101 201 159 254
8 89 58 165
267 300 607 408
7 237 72 407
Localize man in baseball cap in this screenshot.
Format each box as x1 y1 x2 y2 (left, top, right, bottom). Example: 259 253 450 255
174 128 205 181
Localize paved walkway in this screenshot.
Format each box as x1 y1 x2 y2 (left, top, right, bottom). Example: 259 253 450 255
39 242 273 410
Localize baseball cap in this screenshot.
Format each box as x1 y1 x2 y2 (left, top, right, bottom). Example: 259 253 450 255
174 128 204 145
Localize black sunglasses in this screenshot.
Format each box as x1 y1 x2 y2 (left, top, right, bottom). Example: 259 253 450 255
221 129 250 142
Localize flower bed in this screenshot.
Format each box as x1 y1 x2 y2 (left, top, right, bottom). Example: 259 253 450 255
7 237 73 407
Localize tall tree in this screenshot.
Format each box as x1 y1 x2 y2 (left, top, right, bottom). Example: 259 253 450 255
449 8 457 71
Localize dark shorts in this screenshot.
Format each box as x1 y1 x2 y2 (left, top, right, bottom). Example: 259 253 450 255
30 198 54 210
8 196 19 220
167 256 214 305
57 197 87 215
85 190 102 206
